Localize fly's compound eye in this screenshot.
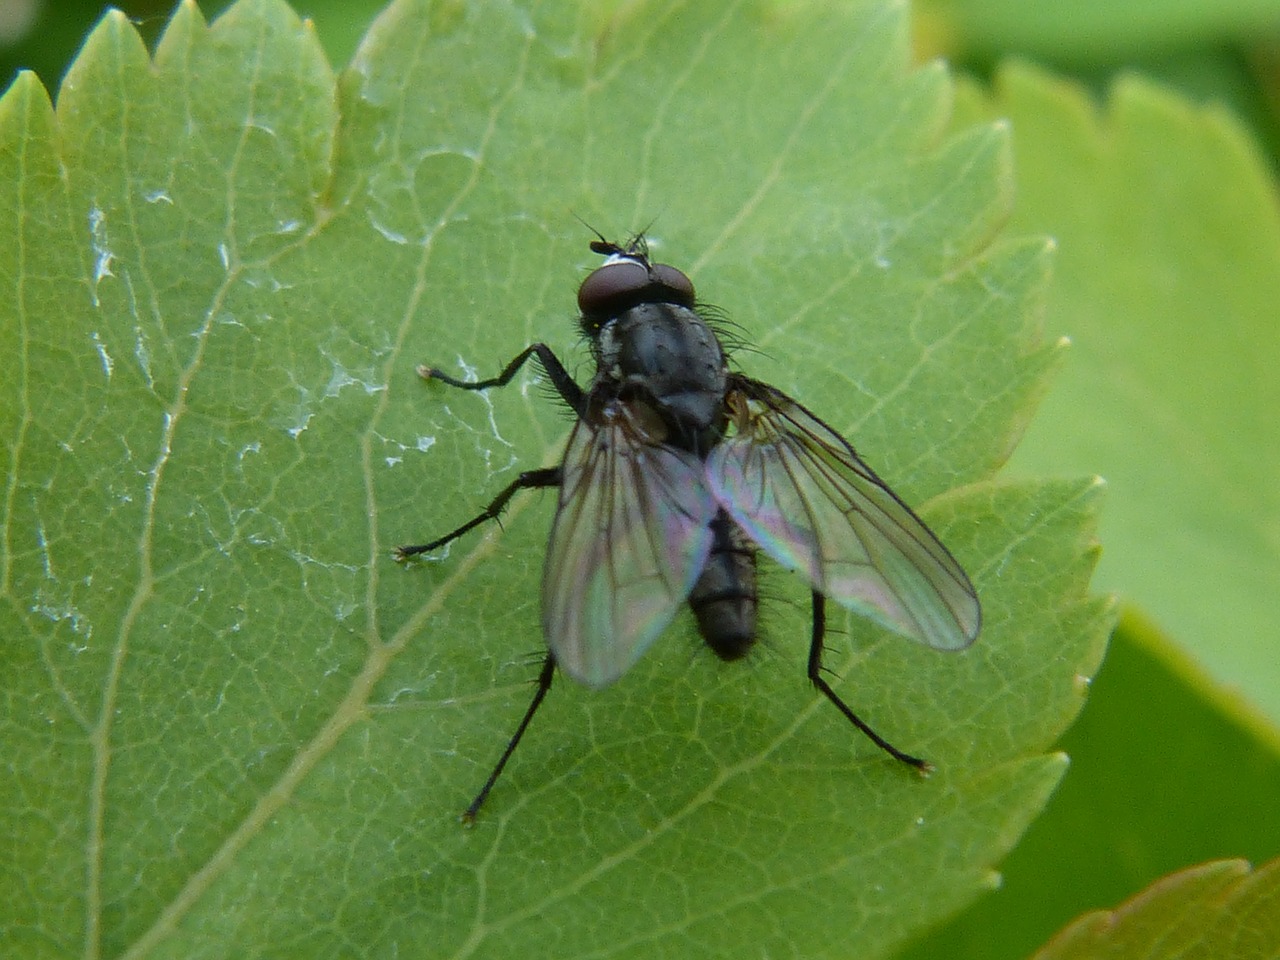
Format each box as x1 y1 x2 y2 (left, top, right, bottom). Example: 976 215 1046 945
577 259 647 316
577 259 697 317
650 264 696 303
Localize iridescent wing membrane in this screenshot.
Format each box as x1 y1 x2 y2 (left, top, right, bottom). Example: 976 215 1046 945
544 400 717 687
707 376 980 651
545 377 979 688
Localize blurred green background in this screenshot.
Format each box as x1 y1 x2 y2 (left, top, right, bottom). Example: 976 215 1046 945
7 0 1279 166
4 1 1278 957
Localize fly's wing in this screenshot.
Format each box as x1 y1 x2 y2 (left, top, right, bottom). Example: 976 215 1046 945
544 399 717 688
706 377 980 650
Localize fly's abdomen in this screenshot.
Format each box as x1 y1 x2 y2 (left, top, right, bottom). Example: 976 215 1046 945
689 511 758 661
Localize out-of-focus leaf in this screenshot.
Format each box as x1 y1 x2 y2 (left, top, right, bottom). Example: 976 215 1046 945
904 58 1280 960
951 63 1280 725
901 612 1280 960
917 0 1280 63
1031 858 1280 960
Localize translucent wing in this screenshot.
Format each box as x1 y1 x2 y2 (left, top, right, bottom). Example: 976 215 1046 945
544 398 717 687
706 377 980 650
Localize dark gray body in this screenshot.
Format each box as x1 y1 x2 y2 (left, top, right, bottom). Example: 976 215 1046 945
593 301 758 660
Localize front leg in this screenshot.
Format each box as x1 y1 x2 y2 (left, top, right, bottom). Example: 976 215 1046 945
395 467 561 559
421 342 585 414
397 341 582 557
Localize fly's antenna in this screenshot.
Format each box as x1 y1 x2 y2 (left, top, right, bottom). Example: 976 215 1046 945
634 211 663 242
626 212 665 259
571 212 619 257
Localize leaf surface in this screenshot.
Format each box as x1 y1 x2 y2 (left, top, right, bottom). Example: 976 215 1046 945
0 2 1105 957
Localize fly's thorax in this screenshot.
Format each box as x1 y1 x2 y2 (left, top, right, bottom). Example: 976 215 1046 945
593 301 728 441
588 391 672 446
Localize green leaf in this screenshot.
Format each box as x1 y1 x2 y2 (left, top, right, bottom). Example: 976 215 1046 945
917 0 1280 61
1030 858 1280 960
949 63 1280 728
0 1 1104 956
901 612 1280 960
905 59 1280 960
0 0 377 93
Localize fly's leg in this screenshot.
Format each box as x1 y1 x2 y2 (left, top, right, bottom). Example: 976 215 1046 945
807 592 930 773
395 467 560 559
399 345 572 821
396 341 580 557
420 342 585 414
463 653 557 823
394 463 559 816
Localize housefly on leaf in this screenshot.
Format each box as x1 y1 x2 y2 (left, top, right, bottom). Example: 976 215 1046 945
397 235 980 822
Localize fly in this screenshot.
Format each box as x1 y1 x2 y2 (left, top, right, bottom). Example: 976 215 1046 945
397 235 981 822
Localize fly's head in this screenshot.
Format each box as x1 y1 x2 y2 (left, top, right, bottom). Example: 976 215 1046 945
577 236 697 336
